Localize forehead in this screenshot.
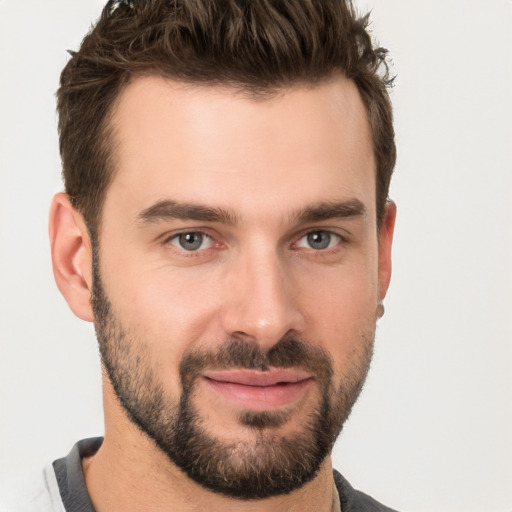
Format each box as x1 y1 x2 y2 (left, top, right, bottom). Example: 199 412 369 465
106 75 376 223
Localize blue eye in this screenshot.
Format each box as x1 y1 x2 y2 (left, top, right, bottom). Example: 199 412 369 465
296 231 341 250
170 232 213 251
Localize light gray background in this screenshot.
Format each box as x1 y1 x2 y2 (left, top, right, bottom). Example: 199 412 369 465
1 1 511 510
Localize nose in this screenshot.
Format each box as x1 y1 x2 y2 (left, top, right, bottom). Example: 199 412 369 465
221 248 306 350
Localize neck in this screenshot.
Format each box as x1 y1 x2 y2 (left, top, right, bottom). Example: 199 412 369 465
83 380 337 512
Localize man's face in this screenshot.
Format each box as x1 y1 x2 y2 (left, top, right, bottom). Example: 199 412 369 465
92 75 390 498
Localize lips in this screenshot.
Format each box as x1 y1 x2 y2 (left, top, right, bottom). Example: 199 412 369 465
201 369 314 410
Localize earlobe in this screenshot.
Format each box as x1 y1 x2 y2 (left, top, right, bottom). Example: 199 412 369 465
49 192 94 322
377 200 397 302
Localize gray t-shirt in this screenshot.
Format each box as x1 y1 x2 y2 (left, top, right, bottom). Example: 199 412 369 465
0 438 398 512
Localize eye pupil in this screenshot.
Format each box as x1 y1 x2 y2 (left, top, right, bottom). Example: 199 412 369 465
307 231 331 250
179 232 203 251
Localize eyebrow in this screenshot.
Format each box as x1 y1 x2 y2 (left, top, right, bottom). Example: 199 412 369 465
136 198 366 226
137 200 239 225
294 199 367 223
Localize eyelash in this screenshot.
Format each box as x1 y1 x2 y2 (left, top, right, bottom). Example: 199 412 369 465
163 228 349 257
164 230 217 255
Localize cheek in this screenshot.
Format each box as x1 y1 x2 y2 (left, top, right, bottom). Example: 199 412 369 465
297 260 378 324
294 260 378 370
106 263 224 351
102 266 226 400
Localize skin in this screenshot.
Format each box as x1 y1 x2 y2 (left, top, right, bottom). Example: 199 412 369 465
49 74 396 511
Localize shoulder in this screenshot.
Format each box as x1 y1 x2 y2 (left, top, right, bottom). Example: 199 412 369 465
0 464 65 512
333 470 400 512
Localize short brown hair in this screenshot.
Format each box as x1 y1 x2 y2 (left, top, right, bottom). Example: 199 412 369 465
57 0 395 238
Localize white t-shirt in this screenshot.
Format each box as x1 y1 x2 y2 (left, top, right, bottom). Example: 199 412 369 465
1 464 65 512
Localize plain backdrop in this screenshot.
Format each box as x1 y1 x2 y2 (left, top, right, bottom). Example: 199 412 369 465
1 1 511 510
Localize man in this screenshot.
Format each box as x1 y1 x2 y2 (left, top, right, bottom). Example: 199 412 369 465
3 0 398 510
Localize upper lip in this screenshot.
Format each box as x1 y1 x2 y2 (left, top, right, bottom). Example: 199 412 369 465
202 369 313 387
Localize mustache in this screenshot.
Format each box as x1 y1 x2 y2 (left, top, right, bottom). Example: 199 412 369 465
179 338 333 389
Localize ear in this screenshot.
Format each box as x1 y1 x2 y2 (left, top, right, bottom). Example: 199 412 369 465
377 200 397 302
49 192 94 322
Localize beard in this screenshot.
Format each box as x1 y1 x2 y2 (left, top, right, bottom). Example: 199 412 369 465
91 259 375 500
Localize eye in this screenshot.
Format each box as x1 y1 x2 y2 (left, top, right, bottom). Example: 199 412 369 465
169 232 213 251
296 230 341 250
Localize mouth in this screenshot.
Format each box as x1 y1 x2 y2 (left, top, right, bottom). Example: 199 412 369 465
201 369 314 410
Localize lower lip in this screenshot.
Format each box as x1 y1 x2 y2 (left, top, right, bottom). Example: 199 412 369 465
202 377 314 410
